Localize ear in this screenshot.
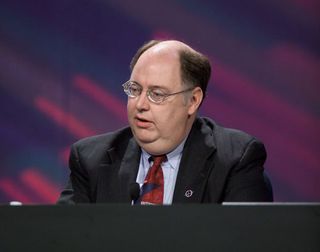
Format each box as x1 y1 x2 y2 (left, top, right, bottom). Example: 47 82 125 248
187 87 203 115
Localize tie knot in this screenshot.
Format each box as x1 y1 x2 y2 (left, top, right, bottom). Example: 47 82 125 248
151 155 166 166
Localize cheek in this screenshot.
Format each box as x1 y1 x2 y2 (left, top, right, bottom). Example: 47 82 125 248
154 107 187 131
127 100 135 115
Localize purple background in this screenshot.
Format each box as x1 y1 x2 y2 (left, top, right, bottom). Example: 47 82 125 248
0 0 319 203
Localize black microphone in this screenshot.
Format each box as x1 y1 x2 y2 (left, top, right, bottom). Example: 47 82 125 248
129 182 140 203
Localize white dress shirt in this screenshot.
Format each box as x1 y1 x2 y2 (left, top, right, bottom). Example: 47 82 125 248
135 139 186 204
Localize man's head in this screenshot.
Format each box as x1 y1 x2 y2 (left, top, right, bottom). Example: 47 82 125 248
130 40 211 100
125 40 211 155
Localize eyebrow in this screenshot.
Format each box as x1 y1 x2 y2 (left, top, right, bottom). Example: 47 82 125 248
130 80 170 92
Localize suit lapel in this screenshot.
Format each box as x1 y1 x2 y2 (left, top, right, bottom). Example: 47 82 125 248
97 137 140 203
173 118 217 203
118 138 141 201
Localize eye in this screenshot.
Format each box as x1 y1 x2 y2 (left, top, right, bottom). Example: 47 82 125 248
150 89 166 101
129 83 142 96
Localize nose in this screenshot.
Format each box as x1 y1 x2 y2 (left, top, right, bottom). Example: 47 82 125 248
135 91 150 111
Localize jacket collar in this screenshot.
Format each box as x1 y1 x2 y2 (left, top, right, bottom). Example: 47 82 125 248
172 117 217 203
118 137 141 201
97 136 141 203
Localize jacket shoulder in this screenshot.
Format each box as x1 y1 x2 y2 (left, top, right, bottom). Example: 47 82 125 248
72 126 133 156
198 117 265 161
199 117 256 141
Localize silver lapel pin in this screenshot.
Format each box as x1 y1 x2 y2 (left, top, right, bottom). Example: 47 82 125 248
184 189 193 198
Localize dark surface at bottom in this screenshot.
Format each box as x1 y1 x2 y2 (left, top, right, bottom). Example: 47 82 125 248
0 204 319 251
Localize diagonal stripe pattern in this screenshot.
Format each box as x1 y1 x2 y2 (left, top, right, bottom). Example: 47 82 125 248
137 155 166 205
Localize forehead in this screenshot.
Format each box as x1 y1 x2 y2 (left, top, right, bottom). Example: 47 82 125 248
130 47 182 88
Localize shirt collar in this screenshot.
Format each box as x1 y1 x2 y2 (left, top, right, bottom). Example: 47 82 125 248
141 137 187 170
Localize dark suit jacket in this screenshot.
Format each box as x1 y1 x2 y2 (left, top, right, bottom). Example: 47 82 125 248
58 117 273 204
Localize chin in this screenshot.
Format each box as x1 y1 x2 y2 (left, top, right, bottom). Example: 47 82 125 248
132 131 155 144
137 140 173 156
135 138 161 154
135 136 156 146
133 128 156 140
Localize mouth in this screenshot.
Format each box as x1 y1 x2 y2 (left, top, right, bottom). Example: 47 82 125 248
136 117 150 122
134 116 153 128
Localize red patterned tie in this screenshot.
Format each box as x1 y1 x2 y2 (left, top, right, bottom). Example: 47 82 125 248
138 155 166 205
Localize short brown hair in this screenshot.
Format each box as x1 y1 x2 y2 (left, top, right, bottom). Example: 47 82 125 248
130 40 211 101
179 48 211 99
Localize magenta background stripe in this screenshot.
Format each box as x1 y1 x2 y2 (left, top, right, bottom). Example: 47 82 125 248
20 168 61 203
73 74 128 123
34 96 97 138
0 179 34 204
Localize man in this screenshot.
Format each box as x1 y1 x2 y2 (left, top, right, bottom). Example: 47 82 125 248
58 40 272 204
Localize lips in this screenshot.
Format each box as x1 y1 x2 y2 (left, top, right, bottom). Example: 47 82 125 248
135 116 153 128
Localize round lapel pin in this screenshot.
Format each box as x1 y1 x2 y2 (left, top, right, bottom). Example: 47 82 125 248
184 189 193 198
